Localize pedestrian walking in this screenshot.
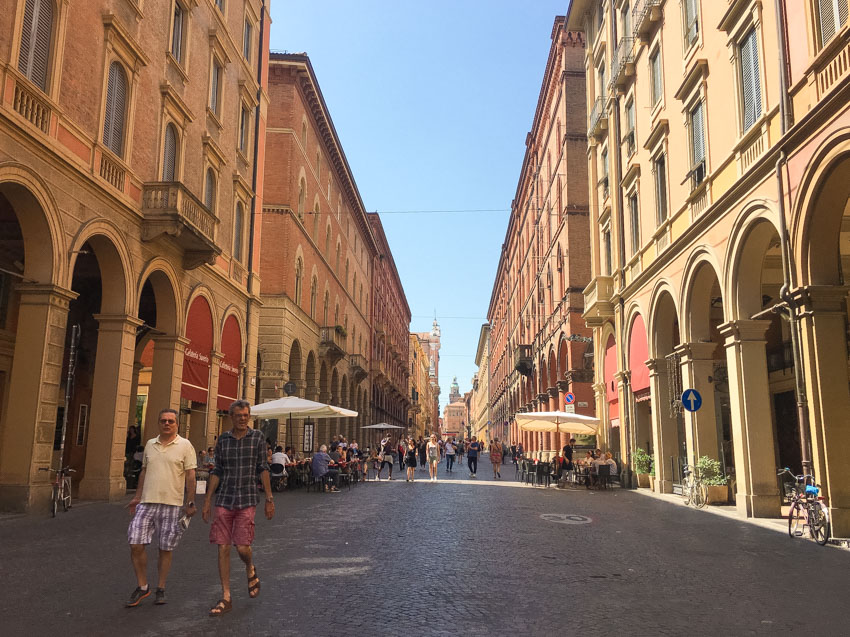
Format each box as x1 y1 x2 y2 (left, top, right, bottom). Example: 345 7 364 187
405 440 417 482
427 434 440 482
467 436 480 478
125 408 197 607
202 400 274 617
398 438 406 472
456 438 465 466
490 438 504 479
378 436 395 480
444 439 456 473
418 437 427 471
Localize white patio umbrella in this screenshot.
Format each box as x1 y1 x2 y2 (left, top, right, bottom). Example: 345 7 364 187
251 396 357 419
360 423 405 430
514 411 599 435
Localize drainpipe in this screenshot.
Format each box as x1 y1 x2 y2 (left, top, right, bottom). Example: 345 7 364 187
774 0 794 131
242 0 266 400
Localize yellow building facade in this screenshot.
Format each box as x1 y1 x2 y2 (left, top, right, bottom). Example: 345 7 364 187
568 0 850 536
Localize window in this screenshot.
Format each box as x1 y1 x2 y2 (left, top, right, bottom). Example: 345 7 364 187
294 258 303 305
297 178 305 219
313 203 319 237
334 304 339 325
650 49 662 106
162 123 178 180
621 4 631 40
689 101 706 187
684 0 699 49
599 148 609 199
653 153 668 224
323 291 329 325
215 0 224 11
345 259 349 289
233 202 244 262
310 276 317 318
18 0 53 91
603 228 612 275
818 0 849 48
597 63 606 98
629 192 640 254
171 2 185 64
103 61 128 157
204 168 216 211
739 27 762 131
325 226 331 255
243 19 253 62
624 100 636 156
335 243 340 272
316 151 321 179
301 121 307 147
210 59 222 115
239 104 249 153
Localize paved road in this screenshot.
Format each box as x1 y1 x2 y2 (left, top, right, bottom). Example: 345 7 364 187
2 461 849 636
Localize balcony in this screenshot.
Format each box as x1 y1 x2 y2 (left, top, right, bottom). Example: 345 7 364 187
582 276 616 326
349 353 368 381
609 37 636 93
513 345 532 377
588 95 608 139
11 75 51 133
320 326 346 363
371 358 387 380
633 0 663 42
141 182 220 269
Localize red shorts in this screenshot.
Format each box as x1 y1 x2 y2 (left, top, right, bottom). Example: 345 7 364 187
209 506 256 546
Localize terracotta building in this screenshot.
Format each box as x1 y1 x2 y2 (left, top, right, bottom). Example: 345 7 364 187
487 18 592 455
408 332 432 438
367 212 411 430
472 324 492 442
0 0 269 512
258 52 376 451
413 318 441 428
568 0 850 535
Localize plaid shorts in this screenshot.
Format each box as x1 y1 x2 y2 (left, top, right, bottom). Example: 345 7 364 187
128 503 184 551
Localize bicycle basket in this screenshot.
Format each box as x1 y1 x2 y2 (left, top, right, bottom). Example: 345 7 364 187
782 482 797 499
805 484 820 497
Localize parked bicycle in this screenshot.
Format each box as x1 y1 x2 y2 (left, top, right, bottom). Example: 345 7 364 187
39 466 74 517
681 464 708 508
778 468 830 545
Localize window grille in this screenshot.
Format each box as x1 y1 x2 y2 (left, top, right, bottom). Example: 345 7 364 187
689 101 706 188
18 0 52 91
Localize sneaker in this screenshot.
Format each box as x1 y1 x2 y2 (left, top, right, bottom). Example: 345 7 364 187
154 588 166 605
125 586 151 607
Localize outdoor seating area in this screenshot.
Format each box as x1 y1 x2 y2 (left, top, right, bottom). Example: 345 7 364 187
515 455 619 490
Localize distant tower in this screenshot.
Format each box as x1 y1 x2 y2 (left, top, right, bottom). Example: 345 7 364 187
449 376 460 404
429 317 441 382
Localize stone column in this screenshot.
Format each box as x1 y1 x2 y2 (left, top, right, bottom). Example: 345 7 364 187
677 342 721 464
143 336 188 443
646 358 676 494
796 286 850 537
127 361 144 430
537 393 550 449
718 319 779 518
79 314 143 501
0 285 76 512
557 380 570 447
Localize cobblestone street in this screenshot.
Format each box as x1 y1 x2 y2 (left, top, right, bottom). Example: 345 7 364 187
2 461 849 636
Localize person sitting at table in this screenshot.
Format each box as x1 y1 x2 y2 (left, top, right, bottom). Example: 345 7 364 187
271 445 290 468
328 443 342 464
311 444 339 492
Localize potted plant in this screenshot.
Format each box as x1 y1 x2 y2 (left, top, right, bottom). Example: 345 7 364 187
697 455 728 504
633 447 652 488
335 325 347 337
648 466 656 492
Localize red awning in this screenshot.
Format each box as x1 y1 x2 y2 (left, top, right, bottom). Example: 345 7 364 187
604 334 619 418
217 315 242 411
629 315 650 393
181 296 213 404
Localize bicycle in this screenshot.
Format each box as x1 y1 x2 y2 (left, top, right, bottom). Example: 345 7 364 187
778 468 830 546
39 466 75 517
681 464 708 508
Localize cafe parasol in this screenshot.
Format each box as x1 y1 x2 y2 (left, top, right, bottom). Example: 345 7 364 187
360 423 405 430
513 411 599 435
251 396 358 419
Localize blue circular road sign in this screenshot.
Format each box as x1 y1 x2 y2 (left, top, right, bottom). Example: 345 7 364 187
681 389 702 412
564 392 576 405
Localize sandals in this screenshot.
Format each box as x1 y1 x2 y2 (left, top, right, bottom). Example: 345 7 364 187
209 598 232 616
248 567 260 598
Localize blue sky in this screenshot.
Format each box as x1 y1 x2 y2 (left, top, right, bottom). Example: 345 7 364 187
271 1 572 410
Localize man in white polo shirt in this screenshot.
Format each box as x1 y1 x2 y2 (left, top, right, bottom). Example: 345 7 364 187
125 408 197 607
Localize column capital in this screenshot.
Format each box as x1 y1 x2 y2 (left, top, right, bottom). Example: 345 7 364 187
15 283 78 308
153 335 191 351
645 357 666 375
547 386 559 398
536 393 549 403
557 379 570 392
676 341 719 362
718 319 770 344
614 370 630 384
210 350 225 363
93 313 144 333
793 285 850 314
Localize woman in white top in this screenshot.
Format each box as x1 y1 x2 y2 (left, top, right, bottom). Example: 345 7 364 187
427 435 441 482
444 440 456 473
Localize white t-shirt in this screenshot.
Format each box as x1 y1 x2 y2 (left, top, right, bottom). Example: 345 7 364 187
445 443 455 455
271 452 289 466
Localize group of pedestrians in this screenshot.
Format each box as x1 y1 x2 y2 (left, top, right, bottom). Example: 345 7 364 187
125 400 274 616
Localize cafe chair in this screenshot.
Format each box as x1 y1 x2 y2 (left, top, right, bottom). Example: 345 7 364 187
594 464 611 489
270 463 286 492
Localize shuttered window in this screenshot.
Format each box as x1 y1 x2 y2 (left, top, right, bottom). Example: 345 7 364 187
233 202 244 262
102 62 127 157
629 193 640 254
684 0 699 48
204 168 216 210
819 0 849 47
18 0 53 91
690 101 706 186
650 50 662 106
210 60 221 115
740 28 762 131
162 123 177 180
171 3 185 64
654 154 668 224
239 105 249 152
243 20 253 62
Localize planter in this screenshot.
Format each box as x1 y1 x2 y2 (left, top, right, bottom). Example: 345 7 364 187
648 475 656 491
637 472 650 488
706 484 728 505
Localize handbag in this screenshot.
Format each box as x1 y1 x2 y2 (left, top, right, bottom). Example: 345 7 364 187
195 480 207 494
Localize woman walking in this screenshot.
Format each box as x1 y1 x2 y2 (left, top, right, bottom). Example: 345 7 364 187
378 436 394 480
444 439 456 473
490 437 504 479
405 440 417 482
427 434 441 482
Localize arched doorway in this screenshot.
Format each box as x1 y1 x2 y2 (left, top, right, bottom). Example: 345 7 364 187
603 333 620 458
284 340 302 449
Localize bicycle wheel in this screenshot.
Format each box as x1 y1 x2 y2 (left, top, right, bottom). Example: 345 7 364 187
788 500 805 538
810 502 830 546
682 475 693 505
694 482 709 509
50 485 58 518
62 476 72 511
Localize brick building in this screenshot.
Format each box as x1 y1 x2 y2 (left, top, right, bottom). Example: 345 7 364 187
259 52 376 450
0 0 269 511
487 18 592 455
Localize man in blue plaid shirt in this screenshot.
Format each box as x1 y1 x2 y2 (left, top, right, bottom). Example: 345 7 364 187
202 399 274 616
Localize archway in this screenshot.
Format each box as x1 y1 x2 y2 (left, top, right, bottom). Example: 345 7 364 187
603 333 620 458
217 315 243 439
285 340 303 448
330 367 339 445
627 314 652 463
